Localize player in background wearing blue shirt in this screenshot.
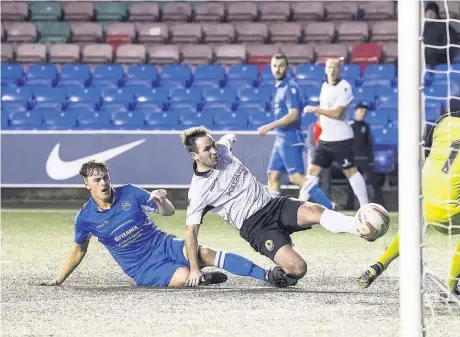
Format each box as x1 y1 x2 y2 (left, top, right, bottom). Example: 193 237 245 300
39 160 290 288
257 54 335 209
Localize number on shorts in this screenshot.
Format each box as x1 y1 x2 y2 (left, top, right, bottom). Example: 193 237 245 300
441 140 460 174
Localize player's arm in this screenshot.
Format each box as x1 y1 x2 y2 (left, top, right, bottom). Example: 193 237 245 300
305 83 353 119
148 189 175 216
314 106 346 119
217 133 237 150
184 223 202 287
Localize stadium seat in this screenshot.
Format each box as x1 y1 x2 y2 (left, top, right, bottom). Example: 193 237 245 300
246 108 274 130
351 43 383 70
238 88 271 109
125 65 158 87
29 1 62 21
32 87 66 110
193 65 226 88
160 64 193 88
341 64 362 87
95 2 128 21
203 88 237 110
58 64 92 88
376 87 398 109
101 88 134 110
365 110 390 126
63 2 94 21
25 64 58 87
92 64 125 88
373 127 398 147
354 87 378 109
111 111 145 130
213 110 248 130
1 86 32 110
300 85 321 104
195 2 225 22
134 87 169 111
295 64 325 86
67 87 101 110
425 107 440 123
170 88 203 110
377 108 397 122
49 44 81 65
35 22 70 44
374 145 397 173
8 110 42 130
42 109 77 130
178 111 214 129
145 111 179 130
362 64 396 87
301 113 317 129
227 64 259 88
431 64 460 85
77 110 112 130
1 64 24 86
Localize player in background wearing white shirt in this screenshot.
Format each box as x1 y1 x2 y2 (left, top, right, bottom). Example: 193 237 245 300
180 127 378 287
303 58 369 208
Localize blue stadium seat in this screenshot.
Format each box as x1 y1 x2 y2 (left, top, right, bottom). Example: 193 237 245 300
203 88 237 110
134 87 169 110
111 111 145 130
226 78 255 89
301 113 317 129
26 64 58 87
365 110 390 126
145 111 179 130
227 64 259 87
377 108 397 122
92 64 125 88
179 111 213 129
374 145 397 173
1 86 33 110
8 110 43 130
341 64 361 86
41 109 77 130
376 87 398 109
170 88 202 107
295 64 325 86
238 87 271 109
373 127 398 147
58 64 92 88
193 65 226 88
424 99 444 111
425 107 440 123
77 110 112 130
33 87 66 110
354 87 377 109
246 108 274 130
67 87 101 110
1 64 24 86
424 65 433 86
362 64 396 87
125 64 158 87
101 87 134 110
213 110 248 130
300 85 321 104
160 64 192 88
133 103 164 114
2 108 10 129
168 105 198 115
432 64 460 85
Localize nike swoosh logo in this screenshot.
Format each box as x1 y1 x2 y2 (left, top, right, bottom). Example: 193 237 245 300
45 139 146 180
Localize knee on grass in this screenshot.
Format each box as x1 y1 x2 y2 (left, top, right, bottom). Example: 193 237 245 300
284 260 308 279
297 202 326 225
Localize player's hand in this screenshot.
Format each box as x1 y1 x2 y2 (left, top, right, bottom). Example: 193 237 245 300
149 189 167 205
185 269 204 287
303 105 318 114
38 279 60 286
221 133 237 144
257 125 271 136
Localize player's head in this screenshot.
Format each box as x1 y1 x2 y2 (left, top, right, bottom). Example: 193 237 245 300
325 58 341 84
271 53 289 81
79 160 112 203
355 103 369 121
180 126 219 169
425 1 440 19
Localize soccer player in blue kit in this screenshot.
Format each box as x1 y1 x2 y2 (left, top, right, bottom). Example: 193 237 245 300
257 54 334 209
39 160 290 288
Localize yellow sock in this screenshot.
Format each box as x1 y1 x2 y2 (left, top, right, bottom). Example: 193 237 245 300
377 232 400 269
447 240 460 292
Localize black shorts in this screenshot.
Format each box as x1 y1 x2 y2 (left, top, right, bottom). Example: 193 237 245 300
239 196 309 260
312 139 355 170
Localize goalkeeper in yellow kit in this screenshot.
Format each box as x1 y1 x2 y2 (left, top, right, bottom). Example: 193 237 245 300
357 112 460 301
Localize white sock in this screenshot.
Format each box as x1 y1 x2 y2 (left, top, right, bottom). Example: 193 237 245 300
213 250 227 268
348 172 369 206
298 175 319 201
269 190 281 197
319 209 360 235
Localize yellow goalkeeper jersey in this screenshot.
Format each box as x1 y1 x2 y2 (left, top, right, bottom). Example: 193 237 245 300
422 112 460 224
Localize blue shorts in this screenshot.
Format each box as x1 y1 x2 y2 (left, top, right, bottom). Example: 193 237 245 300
268 138 305 176
135 236 189 287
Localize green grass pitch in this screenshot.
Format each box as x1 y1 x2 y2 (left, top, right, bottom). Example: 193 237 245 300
1 210 459 336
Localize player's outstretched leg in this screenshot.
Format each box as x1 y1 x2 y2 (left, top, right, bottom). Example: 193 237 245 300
439 240 460 302
299 175 336 209
343 168 369 207
357 232 400 289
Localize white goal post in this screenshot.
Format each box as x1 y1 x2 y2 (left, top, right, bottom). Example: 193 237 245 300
398 0 424 336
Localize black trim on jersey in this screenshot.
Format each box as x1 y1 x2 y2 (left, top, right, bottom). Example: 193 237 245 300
201 205 214 223
193 162 211 177
424 111 460 158
326 78 343 86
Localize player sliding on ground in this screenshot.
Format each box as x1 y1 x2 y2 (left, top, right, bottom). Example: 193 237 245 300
39 160 292 288
181 127 381 287
357 112 460 302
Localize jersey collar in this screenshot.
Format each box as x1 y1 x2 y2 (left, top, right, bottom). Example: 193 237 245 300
193 162 212 177
327 78 342 86
275 78 288 88
91 188 117 212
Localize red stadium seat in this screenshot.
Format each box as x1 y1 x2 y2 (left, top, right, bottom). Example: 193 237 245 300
351 43 383 72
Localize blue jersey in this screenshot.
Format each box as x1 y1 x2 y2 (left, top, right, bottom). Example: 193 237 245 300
273 78 304 145
74 184 171 281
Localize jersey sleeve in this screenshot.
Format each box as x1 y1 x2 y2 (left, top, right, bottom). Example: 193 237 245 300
337 82 353 107
185 189 208 226
129 184 159 213
286 84 301 110
74 210 90 244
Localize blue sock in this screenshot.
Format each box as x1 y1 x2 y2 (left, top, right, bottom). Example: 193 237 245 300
309 184 333 209
215 251 266 280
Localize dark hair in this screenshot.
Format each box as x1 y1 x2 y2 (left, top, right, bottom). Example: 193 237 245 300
180 126 210 153
356 103 369 111
272 53 289 66
79 160 109 178
425 1 440 17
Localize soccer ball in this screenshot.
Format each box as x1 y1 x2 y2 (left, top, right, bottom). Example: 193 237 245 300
355 203 390 242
